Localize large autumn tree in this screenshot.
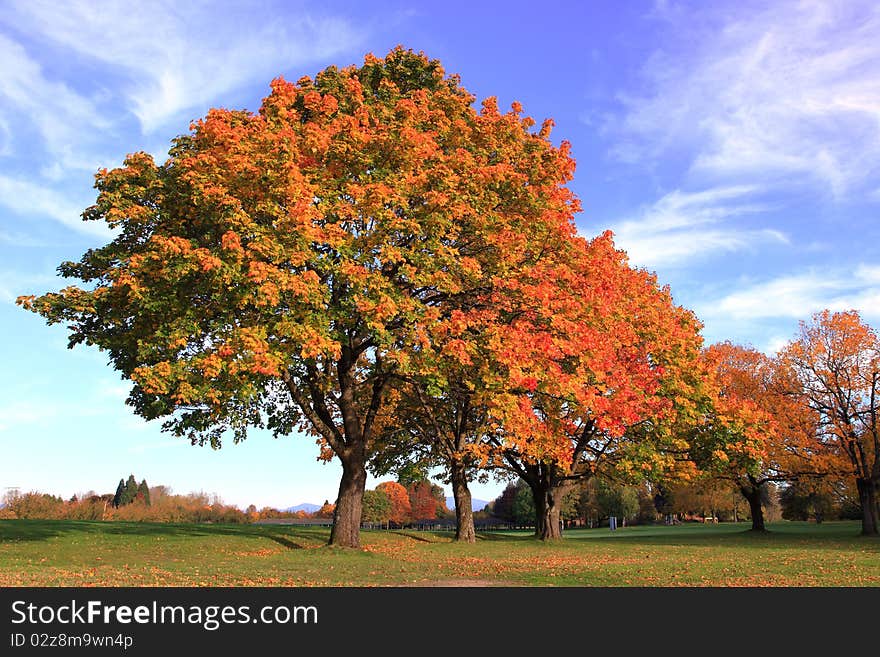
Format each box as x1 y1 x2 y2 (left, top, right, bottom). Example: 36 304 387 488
18 47 579 547
484 232 707 539
777 310 880 536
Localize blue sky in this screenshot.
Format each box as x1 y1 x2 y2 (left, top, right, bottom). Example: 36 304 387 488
2 0 879 509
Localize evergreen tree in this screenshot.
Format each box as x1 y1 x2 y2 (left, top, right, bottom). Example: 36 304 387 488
113 479 125 508
121 474 138 506
137 479 151 506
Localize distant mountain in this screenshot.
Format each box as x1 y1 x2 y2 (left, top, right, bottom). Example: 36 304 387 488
445 497 489 512
286 503 320 513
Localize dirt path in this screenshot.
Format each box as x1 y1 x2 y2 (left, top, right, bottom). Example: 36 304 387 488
408 578 515 587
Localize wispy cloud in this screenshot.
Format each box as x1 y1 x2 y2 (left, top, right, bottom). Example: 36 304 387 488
0 230 50 247
0 175 108 237
609 185 787 268
0 34 109 172
3 0 366 133
612 1 880 198
0 269 62 303
0 1 367 238
698 264 880 324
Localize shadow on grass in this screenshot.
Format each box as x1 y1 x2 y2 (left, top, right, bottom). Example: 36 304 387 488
2 519 874 553
0 519 319 550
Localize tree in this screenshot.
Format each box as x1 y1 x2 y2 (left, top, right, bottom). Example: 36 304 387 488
778 479 837 523
490 482 518 523
486 233 707 539
430 483 448 516
361 489 392 524
121 475 138 507
314 500 336 519
113 479 125 508
19 47 580 548
149 485 172 503
595 479 639 523
406 479 439 521
136 479 151 506
376 481 411 525
777 310 880 535
511 480 536 526
688 343 794 530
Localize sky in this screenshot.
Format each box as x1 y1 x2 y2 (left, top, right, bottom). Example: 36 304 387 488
2 0 880 510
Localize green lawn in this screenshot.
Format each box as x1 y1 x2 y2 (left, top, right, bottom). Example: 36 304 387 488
1 520 877 586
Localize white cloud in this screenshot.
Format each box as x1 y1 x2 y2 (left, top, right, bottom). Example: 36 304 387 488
761 335 791 356
0 2 366 237
3 1 365 133
609 185 787 268
612 1 880 198
0 116 10 156
0 398 104 432
699 265 880 323
0 269 66 304
0 175 109 238
0 34 109 171
0 231 49 247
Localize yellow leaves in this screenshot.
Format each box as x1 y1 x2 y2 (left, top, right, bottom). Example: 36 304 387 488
712 450 730 462
256 281 280 306
248 352 282 377
131 361 173 395
199 354 223 379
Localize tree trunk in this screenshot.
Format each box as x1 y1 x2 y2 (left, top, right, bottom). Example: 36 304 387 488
856 478 879 536
542 503 562 540
524 469 570 540
742 485 765 532
541 482 574 540
329 453 367 548
531 485 547 538
450 460 476 543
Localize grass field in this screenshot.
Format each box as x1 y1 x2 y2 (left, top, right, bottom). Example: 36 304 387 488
1 520 878 586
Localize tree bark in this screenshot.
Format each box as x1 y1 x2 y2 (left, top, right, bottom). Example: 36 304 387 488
856 478 879 536
329 452 367 548
542 503 562 540
531 484 547 538
528 476 571 541
540 482 573 540
742 485 765 532
450 460 476 543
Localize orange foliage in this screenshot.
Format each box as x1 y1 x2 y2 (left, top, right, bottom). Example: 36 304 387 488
406 481 439 521
776 310 880 531
376 482 411 524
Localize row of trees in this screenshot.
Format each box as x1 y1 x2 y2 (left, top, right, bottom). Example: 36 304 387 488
0 487 249 523
485 475 862 528
252 478 448 525
362 480 447 525
19 47 880 546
